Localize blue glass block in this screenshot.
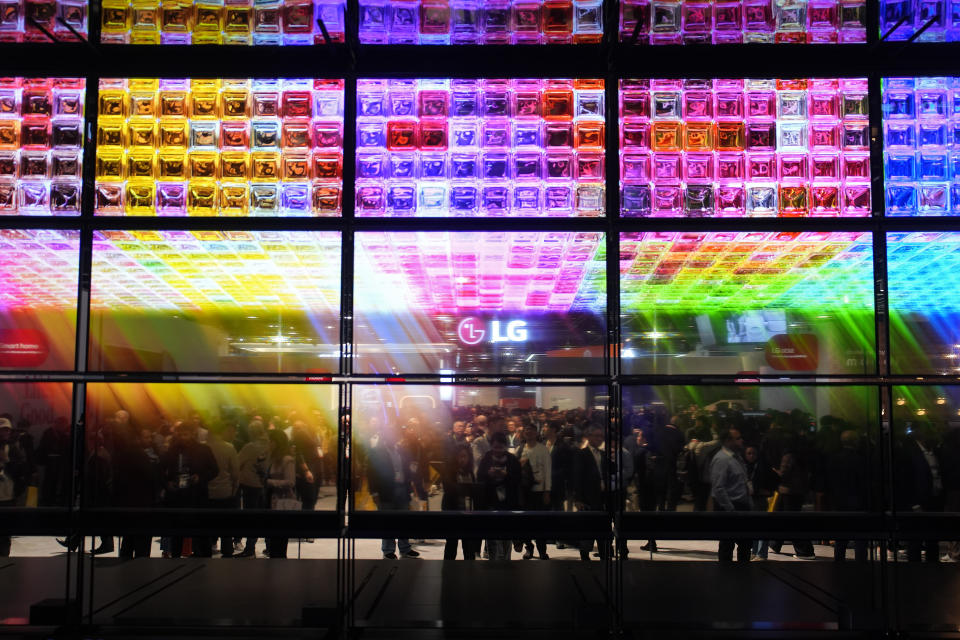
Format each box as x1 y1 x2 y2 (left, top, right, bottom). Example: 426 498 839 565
513 123 540 147
920 153 949 180
886 124 916 148
622 184 651 216
545 186 573 211
482 154 508 179
514 185 540 210
952 184 960 212
951 123 960 146
951 153 960 178
451 154 477 179
452 91 478 117
357 154 384 179
513 153 541 180
281 184 310 214
420 155 446 178
885 184 917 215
359 5 387 30
919 91 948 117
919 184 950 213
387 185 416 212
358 92 384 117
885 91 915 118
389 94 416 116
483 91 509 117
886 153 916 181
390 154 416 178
389 5 418 32
919 123 948 147
358 123 385 147
419 185 446 210
482 122 509 147
450 185 478 212
452 124 477 147
482 185 509 212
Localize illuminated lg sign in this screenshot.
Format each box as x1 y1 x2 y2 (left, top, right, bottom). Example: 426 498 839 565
457 317 528 345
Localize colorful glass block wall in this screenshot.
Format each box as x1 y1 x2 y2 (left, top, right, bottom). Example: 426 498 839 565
619 78 871 218
0 78 85 216
880 0 960 41
94 78 344 217
358 1 603 44
356 79 605 217
883 77 960 217
100 0 344 45
619 0 866 44
0 1 88 42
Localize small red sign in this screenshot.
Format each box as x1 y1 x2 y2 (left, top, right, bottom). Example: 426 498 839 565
0 329 49 368
764 334 819 371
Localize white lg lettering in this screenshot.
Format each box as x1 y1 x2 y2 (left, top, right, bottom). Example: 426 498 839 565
490 320 528 343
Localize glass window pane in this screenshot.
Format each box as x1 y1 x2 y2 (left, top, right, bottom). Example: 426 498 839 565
880 0 951 42
620 231 876 375
619 78 871 218
359 1 603 44
0 77 85 216
0 1 88 42
354 231 607 374
94 78 344 217
89 230 341 373
0 229 78 371
100 1 344 45
621 0 866 44
356 79 605 217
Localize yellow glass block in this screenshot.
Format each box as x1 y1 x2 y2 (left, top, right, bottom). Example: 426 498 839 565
99 91 126 118
159 91 187 117
96 151 124 181
224 7 251 32
191 78 220 91
161 5 190 31
158 151 186 179
131 7 159 29
129 31 161 44
221 91 249 119
194 3 222 30
128 78 159 92
100 3 129 31
0 121 17 149
251 152 280 181
129 92 157 117
126 151 155 179
126 118 157 147
220 152 249 180
684 122 714 151
192 32 222 44
190 92 219 119
282 154 309 181
187 180 218 215
188 151 218 179
220 184 248 215
97 119 124 147
159 119 187 148
125 181 156 215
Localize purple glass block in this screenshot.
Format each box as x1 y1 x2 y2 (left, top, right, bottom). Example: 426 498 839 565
653 185 683 215
450 184 478 213
481 184 509 213
513 184 540 211
622 183 652 216
387 184 416 213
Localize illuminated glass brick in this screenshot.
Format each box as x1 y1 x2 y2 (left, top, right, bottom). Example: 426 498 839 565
0 77 84 216
95 78 343 217
0 1 87 42
619 78 871 217
357 78 605 217
880 0 960 41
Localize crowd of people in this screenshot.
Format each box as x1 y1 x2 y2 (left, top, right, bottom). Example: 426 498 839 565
2 397 959 563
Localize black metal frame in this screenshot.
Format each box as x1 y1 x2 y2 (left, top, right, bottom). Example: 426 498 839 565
2 0 960 635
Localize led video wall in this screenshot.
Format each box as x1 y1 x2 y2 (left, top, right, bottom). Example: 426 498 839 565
88 230 341 373
0 77 85 216
358 1 604 44
619 78 871 217
100 0 345 44
357 78 605 217
880 0 959 41
94 78 344 217
619 0 866 44
0 1 88 42
883 77 960 217
619 231 876 375
353 231 606 374
0 229 79 371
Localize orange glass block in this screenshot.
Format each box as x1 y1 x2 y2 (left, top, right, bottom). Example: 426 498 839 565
652 121 682 151
684 122 714 150
716 122 744 150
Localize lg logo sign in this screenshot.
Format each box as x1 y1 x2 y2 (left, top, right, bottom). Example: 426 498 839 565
457 317 529 345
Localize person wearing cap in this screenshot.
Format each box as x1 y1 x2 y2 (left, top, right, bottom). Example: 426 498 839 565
0 417 27 556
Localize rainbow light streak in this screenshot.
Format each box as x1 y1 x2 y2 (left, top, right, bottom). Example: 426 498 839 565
619 231 875 311
356 79 605 217
90 230 341 313
0 229 80 311
355 231 606 314
0 78 85 216
358 1 603 44
100 1 344 45
883 77 960 216
0 1 88 42
620 0 866 44
620 78 871 218
95 78 344 217
880 0 960 41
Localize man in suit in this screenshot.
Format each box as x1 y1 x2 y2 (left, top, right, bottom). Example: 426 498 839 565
574 424 611 560
366 422 420 560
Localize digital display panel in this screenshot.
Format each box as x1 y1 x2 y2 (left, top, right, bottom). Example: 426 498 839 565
95 78 344 217
0 77 85 216
358 1 603 44
89 230 341 373
354 231 607 374
888 232 960 373
880 0 959 42
620 231 876 375
883 77 960 216
619 78 871 218
619 0 866 44
0 1 88 42
356 78 605 217
100 1 345 45
0 229 79 370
